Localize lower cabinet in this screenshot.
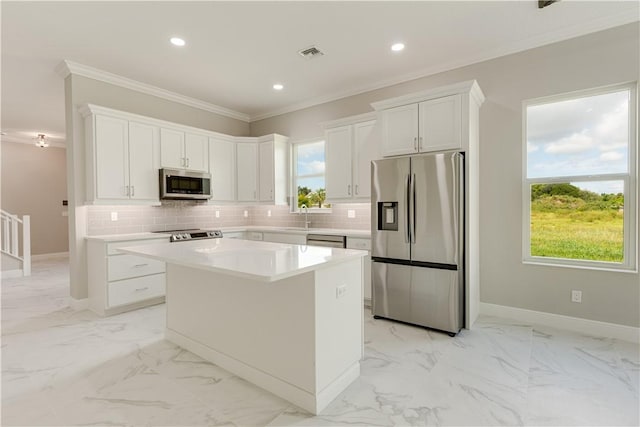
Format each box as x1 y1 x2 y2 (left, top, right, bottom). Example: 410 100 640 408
87 237 167 316
346 237 372 306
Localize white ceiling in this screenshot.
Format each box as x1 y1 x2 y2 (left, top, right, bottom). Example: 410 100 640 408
1 1 638 146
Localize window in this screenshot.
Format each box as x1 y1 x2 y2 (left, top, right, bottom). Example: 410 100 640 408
291 139 331 211
523 83 637 270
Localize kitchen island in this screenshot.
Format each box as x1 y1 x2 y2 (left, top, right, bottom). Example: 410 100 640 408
122 238 367 415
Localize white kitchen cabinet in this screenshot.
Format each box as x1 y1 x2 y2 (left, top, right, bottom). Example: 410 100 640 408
128 121 160 201
324 117 377 201
87 237 167 316
325 125 353 199
236 142 258 201
209 137 236 202
376 94 462 156
160 128 209 172
84 111 160 205
346 237 372 306
262 232 306 245
258 135 289 205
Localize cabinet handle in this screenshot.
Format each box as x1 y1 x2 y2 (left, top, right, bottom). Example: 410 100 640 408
134 287 149 292
132 263 148 268
131 186 135 197
355 184 359 195
414 137 418 151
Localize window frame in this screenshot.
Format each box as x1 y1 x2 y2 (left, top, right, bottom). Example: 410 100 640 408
522 82 638 272
290 137 332 213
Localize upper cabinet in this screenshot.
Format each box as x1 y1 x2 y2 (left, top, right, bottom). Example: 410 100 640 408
324 113 378 201
209 137 236 202
160 128 208 172
81 107 161 205
235 135 289 205
372 80 483 157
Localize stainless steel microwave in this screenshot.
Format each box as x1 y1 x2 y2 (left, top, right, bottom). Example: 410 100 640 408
159 168 212 200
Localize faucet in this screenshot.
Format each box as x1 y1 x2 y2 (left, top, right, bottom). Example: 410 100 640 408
300 205 311 230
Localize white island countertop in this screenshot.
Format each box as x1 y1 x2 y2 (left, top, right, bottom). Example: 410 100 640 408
121 238 367 282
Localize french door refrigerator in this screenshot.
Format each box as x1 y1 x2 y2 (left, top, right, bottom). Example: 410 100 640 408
371 151 464 335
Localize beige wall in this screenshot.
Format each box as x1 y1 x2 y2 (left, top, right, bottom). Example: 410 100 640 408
65 75 251 300
1 141 69 255
250 23 640 327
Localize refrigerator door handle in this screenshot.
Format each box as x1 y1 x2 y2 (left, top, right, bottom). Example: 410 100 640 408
410 173 416 244
405 173 411 244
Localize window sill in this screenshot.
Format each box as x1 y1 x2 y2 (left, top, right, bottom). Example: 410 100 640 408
523 258 637 274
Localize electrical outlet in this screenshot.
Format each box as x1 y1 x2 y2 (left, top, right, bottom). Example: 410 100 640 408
215 210 220 218
267 210 272 217
110 212 118 221
347 209 356 218
336 284 347 299
571 290 582 303
243 210 248 218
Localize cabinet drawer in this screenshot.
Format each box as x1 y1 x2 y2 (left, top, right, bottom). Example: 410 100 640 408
108 254 165 281
108 274 165 308
107 238 168 255
347 237 371 250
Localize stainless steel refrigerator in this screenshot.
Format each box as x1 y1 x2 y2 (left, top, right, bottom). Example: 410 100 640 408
371 152 464 335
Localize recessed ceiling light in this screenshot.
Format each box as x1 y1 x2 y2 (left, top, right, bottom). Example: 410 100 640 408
273 83 284 91
391 43 405 52
170 37 186 47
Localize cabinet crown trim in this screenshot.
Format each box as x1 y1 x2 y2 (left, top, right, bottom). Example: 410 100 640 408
371 80 485 111
320 112 377 129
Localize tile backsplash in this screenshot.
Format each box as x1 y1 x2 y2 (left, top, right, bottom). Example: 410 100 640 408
87 202 371 236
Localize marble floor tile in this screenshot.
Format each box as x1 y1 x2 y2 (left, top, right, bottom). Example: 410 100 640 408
3 256 639 426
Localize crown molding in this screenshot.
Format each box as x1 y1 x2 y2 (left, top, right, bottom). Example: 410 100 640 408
249 13 638 122
56 60 250 123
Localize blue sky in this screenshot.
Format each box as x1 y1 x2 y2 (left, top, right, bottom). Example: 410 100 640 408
527 89 629 194
296 141 325 191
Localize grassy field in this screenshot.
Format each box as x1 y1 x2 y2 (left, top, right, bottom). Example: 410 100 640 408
530 209 624 262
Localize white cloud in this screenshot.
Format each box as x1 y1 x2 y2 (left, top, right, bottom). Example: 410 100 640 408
544 132 593 154
600 151 623 162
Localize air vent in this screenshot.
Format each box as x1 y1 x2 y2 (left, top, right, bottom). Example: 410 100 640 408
298 46 324 59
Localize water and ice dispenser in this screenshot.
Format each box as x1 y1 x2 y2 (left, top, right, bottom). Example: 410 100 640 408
377 202 398 231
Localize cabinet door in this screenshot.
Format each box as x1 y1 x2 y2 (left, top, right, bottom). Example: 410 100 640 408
419 94 462 152
325 125 353 199
160 128 185 169
95 115 129 199
353 120 376 198
185 133 209 172
209 138 236 201
259 141 274 202
236 143 258 201
128 121 159 201
380 103 419 157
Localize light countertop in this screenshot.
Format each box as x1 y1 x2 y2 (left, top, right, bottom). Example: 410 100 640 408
120 238 367 282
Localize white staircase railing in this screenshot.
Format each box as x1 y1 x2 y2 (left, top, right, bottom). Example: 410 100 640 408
1 209 31 276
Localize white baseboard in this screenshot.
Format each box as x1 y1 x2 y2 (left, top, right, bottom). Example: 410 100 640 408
70 297 89 311
1 269 24 279
480 302 640 344
32 252 69 260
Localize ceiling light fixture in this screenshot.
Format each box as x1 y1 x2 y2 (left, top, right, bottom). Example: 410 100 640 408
35 133 49 148
273 83 284 91
391 43 405 52
170 37 186 47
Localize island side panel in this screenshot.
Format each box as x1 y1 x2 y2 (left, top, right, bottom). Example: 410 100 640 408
314 258 363 394
165 264 317 392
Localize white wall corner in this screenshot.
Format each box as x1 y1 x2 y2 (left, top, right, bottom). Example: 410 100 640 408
69 297 89 311
480 302 640 344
